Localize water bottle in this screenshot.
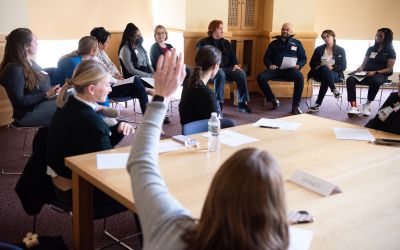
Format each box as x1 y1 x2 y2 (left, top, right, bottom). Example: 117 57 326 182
208 112 220 152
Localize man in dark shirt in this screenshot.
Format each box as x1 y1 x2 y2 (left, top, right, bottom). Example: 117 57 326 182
257 23 307 115
197 20 251 114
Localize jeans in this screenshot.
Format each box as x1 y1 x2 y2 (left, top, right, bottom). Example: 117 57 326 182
346 74 387 102
257 69 304 107
213 68 250 104
16 99 57 127
311 66 340 105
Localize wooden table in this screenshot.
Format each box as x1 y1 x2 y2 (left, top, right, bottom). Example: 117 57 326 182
65 114 400 250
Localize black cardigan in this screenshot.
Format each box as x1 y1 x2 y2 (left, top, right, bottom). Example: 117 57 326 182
150 42 173 70
307 44 347 80
0 61 50 119
179 82 221 126
47 96 124 178
197 37 238 69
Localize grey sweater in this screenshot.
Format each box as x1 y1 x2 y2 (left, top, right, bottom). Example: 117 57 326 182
119 44 154 78
127 101 195 250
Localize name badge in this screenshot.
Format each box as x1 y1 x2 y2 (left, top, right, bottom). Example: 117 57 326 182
291 46 297 51
370 52 377 58
378 106 393 122
290 170 342 197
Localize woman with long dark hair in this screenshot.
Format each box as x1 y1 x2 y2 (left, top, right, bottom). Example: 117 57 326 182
0 28 60 126
347 28 396 117
308 29 347 112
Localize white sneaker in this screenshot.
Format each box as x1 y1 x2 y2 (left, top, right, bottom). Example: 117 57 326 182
348 106 361 117
362 103 371 116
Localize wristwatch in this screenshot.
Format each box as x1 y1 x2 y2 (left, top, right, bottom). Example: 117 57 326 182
152 95 164 102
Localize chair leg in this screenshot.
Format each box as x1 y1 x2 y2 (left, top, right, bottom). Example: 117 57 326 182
97 215 142 250
32 215 37 233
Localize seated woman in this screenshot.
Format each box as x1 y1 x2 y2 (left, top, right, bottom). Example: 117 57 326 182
347 28 396 117
46 60 134 218
118 23 154 85
150 25 191 86
90 27 149 113
127 50 289 249
365 74 400 135
0 28 60 127
307 30 346 112
52 36 110 108
179 45 235 128
150 25 173 71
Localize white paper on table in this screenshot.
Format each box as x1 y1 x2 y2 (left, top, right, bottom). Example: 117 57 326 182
159 140 185 153
141 77 155 87
333 127 375 141
254 118 302 131
97 153 129 169
202 130 258 147
288 227 313 250
280 56 298 69
112 76 135 87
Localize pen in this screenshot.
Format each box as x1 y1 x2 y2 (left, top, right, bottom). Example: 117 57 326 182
259 125 279 129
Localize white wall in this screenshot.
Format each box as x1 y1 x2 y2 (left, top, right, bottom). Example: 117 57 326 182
0 0 28 34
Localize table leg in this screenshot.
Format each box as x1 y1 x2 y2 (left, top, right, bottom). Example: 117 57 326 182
72 172 94 250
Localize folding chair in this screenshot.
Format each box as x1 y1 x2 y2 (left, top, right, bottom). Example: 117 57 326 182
306 78 345 110
1 121 39 175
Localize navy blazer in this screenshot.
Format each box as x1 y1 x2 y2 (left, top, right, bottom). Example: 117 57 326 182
307 44 347 80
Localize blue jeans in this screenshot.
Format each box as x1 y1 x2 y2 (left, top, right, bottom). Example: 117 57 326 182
16 99 57 127
257 68 304 107
310 66 339 105
213 68 250 104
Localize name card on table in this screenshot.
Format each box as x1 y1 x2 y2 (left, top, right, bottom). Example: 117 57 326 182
290 170 342 197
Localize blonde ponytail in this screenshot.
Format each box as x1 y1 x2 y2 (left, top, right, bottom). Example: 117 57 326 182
56 60 109 108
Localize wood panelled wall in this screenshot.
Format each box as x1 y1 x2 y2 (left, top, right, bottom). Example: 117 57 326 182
183 31 318 96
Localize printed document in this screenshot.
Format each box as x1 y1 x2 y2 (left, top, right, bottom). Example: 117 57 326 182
280 57 298 69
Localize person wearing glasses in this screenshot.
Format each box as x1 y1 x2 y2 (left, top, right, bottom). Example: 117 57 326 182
346 28 396 117
150 25 173 71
